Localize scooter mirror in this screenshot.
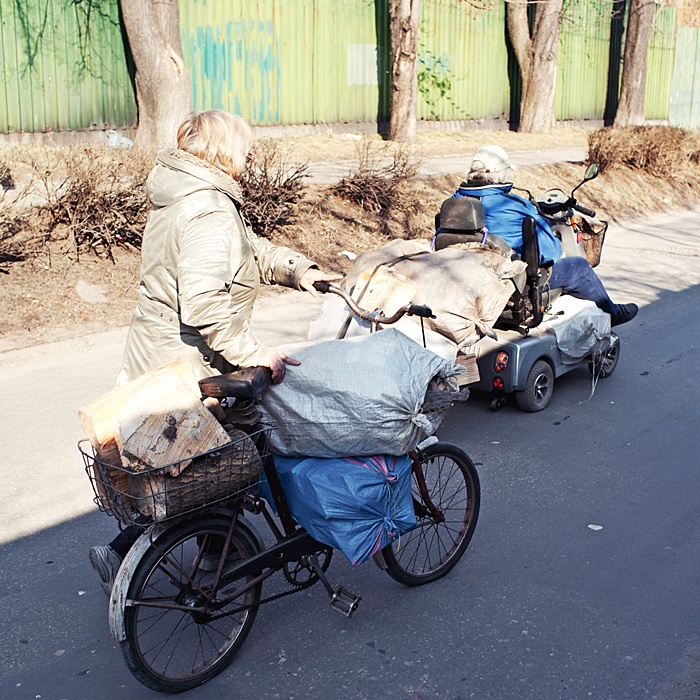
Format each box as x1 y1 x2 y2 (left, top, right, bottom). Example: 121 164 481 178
584 163 599 180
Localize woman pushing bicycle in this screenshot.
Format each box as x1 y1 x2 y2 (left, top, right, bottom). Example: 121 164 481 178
89 109 341 595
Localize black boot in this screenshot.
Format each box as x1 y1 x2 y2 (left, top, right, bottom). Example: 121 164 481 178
611 303 638 327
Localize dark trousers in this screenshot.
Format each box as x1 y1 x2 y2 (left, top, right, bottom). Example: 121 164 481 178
549 256 616 315
109 515 151 557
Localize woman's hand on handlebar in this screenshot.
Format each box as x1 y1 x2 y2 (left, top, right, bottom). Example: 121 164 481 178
299 268 343 297
259 347 300 384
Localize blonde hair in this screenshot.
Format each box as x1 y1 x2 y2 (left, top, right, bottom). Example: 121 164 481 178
177 110 253 178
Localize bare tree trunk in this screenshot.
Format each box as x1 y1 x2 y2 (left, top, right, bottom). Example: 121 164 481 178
388 0 420 143
613 0 655 128
120 0 191 148
506 0 563 133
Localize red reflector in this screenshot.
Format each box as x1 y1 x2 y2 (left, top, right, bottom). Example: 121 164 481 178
493 377 504 389
494 351 509 374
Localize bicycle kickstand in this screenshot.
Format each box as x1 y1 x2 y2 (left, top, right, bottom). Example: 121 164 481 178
306 554 362 618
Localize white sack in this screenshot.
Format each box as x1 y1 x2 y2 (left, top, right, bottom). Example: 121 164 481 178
342 239 518 345
532 296 612 363
260 329 454 458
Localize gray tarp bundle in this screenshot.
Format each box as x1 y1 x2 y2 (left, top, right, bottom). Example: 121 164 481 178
260 329 460 458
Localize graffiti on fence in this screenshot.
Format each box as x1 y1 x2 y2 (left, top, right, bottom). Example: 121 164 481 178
185 20 280 123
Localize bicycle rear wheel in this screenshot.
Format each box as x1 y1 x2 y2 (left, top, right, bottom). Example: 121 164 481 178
382 442 480 586
121 515 262 693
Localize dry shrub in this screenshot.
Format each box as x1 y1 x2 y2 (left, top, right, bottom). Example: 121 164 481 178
588 126 699 177
328 138 423 213
240 139 309 238
43 146 154 260
0 145 154 265
0 150 47 266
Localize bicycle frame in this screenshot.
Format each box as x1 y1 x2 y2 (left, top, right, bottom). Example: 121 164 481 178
109 438 446 635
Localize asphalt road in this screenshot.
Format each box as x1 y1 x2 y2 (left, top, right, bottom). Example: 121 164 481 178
1 203 698 699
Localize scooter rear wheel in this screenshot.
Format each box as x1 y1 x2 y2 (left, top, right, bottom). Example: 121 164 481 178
516 359 554 412
589 333 619 378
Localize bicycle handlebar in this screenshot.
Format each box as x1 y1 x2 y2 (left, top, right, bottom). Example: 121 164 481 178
312 281 332 294
313 281 435 324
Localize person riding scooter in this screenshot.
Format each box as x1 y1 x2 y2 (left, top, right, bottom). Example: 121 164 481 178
451 145 638 327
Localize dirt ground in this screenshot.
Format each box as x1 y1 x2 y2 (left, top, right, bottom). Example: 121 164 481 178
1 126 699 354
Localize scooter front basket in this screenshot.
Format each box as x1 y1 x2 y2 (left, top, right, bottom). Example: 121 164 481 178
581 218 608 268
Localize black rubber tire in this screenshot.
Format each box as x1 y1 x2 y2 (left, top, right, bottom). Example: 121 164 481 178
121 516 262 693
516 359 554 412
589 334 620 378
382 443 480 586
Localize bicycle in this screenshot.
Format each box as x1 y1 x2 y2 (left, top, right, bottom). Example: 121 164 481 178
80 283 480 693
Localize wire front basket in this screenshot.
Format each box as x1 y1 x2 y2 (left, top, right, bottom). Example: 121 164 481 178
80 427 270 527
581 218 608 268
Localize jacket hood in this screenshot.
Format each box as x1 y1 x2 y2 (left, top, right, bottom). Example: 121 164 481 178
146 149 244 208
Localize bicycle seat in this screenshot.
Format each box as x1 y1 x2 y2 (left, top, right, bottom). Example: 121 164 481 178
199 366 272 399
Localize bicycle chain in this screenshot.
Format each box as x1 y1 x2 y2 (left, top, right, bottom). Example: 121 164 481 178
209 579 311 621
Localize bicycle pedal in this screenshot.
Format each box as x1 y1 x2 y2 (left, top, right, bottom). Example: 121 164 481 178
329 586 361 618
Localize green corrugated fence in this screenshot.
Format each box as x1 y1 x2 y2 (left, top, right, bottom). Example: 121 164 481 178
669 26 700 127
646 5 676 121
0 0 698 134
0 0 136 133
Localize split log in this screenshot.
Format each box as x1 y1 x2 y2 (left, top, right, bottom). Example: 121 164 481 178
128 428 263 521
79 358 231 517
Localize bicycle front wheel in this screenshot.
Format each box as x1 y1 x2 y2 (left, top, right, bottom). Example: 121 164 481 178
382 442 480 586
121 515 262 693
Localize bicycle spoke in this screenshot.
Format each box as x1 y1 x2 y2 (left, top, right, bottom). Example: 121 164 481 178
123 517 262 690
138 608 190 665
383 445 480 584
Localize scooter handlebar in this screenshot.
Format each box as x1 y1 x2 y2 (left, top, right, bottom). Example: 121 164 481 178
573 203 596 218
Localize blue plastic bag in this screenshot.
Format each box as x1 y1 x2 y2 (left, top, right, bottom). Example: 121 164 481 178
263 454 417 566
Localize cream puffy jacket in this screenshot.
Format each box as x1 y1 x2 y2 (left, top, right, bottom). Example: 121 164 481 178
119 149 316 383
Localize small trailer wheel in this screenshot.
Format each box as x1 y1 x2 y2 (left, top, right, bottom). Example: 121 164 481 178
589 334 619 379
516 360 554 412
489 396 507 411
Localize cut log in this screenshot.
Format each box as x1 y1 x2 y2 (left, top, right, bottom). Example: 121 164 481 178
128 428 263 521
78 358 230 481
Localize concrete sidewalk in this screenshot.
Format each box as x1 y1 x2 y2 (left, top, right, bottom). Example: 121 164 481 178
306 146 587 183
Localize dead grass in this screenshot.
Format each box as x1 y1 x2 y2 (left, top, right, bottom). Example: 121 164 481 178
0 243 139 351
1 125 699 352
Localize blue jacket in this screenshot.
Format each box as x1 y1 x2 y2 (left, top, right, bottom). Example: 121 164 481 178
453 183 562 265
